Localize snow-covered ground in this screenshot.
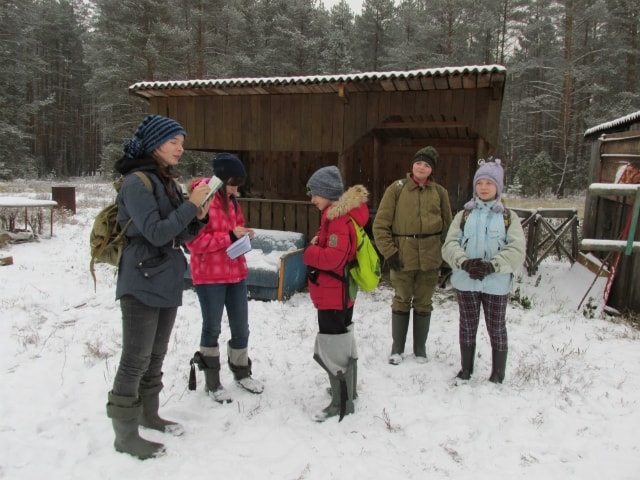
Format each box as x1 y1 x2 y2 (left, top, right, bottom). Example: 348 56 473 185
0 181 638 479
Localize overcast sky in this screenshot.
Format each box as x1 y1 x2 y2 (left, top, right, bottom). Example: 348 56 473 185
321 0 364 13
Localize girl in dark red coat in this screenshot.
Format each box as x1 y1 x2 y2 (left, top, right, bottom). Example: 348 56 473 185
303 165 369 422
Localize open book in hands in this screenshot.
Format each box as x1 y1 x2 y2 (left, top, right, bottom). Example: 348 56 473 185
226 233 252 259
200 175 224 206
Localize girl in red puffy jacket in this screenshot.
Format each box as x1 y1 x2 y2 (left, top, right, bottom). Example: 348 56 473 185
303 165 369 422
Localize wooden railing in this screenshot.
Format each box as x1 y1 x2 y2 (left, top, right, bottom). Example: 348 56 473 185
511 208 580 275
238 201 583 276
238 198 320 242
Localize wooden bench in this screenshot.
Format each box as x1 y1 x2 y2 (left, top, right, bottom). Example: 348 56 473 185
184 228 307 301
245 229 306 301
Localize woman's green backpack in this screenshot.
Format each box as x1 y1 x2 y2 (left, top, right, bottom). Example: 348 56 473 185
89 171 152 288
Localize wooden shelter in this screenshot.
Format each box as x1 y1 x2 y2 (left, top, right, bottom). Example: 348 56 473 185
583 111 640 313
129 65 506 239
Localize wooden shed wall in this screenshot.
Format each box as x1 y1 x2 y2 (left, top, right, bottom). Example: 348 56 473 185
583 131 640 312
149 88 498 155
142 72 503 240
234 140 475 212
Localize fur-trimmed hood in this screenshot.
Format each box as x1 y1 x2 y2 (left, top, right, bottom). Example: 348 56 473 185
326 184 370 226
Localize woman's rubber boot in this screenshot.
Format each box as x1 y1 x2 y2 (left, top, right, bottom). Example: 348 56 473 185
347 324 358 399
312 367 355 422
107 392 165 460
412 311 431 363
489 350 508 384
138 374 184 436
456 345 476 380
192 348 233 403
312 331 356 422
228 342 264 394
389 310 410 365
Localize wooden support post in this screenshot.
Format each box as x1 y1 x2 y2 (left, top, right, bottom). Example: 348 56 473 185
373 134 381 207
625 189 640 255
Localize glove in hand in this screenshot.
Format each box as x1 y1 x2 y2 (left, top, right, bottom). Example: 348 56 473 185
461 258 482 273
469 261 495 280
387 252 403 271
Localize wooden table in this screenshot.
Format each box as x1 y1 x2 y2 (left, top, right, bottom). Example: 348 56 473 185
0 197 58 237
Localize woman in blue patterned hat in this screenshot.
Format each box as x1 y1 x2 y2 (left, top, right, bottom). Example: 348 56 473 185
105 115 211 459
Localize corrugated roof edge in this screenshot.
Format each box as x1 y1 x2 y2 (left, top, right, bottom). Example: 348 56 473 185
584 110 640 138
128 64 506 91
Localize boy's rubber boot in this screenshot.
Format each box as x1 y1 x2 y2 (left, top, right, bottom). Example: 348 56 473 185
138 374 184 435
456 345 476 380
412 311 431 361
389 310 410 364
228 341 264 394
107 392 165 460
489 350 508 384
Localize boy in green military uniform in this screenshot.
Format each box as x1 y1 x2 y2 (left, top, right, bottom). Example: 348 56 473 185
373 147 452 364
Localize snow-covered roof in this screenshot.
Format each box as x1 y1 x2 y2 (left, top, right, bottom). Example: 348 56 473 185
584 110 640 138
129 65 506 96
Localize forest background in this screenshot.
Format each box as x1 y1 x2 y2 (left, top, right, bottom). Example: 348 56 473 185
1 0 638 197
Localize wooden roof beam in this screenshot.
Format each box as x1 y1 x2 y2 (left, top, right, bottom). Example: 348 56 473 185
381 120 467 129
337 84 349 104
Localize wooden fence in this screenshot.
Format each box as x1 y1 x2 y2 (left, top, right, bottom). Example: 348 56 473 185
511 208 580 275
238 198 320 242
237 200 583 278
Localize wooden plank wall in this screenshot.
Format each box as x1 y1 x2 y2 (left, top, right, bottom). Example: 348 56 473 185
238 198 321 242
583 131 640 312
236 139 477 213
242 151 338 200
352 140 476 211
148 88 500 155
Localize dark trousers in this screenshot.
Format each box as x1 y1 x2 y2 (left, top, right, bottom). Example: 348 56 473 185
112 295 177 397
195 280 249 349
456 290 508 351
318 307 354 334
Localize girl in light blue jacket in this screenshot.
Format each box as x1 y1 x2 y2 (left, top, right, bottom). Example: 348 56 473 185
442 160 525 384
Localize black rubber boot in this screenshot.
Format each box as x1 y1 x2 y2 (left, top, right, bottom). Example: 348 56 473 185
412 311 431 361
191 351 233 403
138 374 184 435
107 392 165 460
489 350 508 384
389 310 410 364
456 345 476 380
203 355 234 403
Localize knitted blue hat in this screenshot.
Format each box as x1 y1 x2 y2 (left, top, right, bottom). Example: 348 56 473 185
123 115 187 159
212 152 246 181
464 159 505 212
